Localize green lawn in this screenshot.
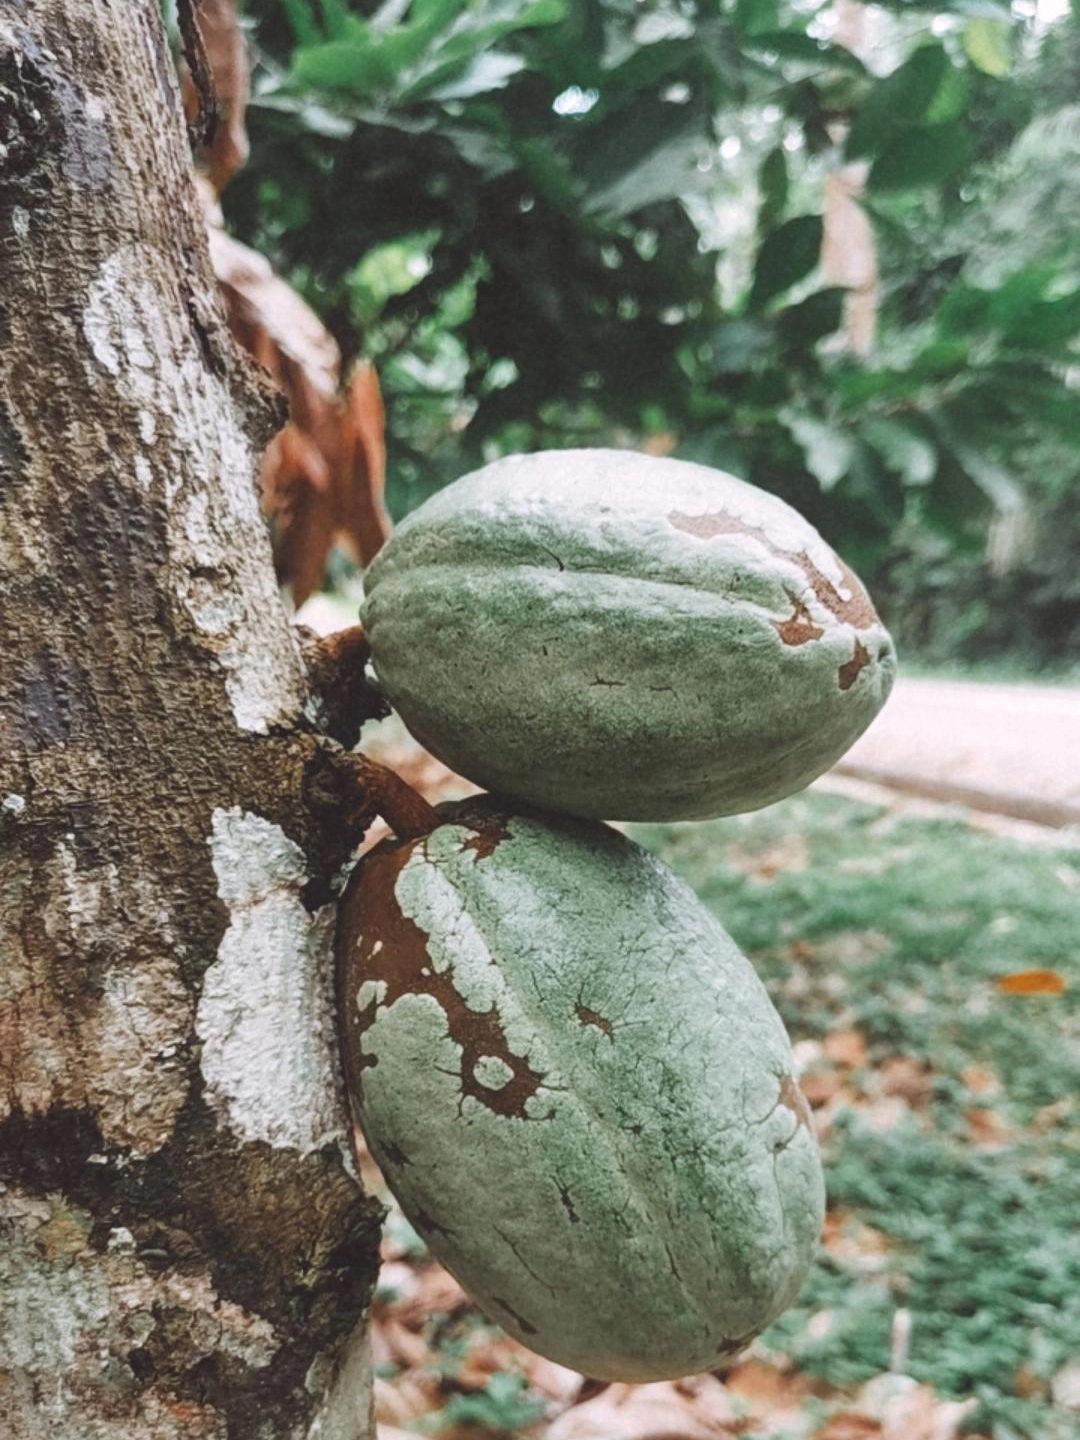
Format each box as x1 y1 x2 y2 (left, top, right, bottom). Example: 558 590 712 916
632 792 1080 1440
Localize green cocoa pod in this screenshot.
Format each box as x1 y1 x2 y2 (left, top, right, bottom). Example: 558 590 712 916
336 798 825 1381
361 448 895 821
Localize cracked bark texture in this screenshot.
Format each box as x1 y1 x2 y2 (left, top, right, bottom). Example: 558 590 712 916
0 4 379 1437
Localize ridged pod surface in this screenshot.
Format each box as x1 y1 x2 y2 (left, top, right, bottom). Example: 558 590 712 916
362 448 896 820
336 798 825 1381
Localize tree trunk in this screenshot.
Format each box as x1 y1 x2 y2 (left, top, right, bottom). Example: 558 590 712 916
0 4 380 1437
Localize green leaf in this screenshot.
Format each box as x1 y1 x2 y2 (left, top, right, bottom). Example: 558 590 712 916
422 50 526 100
925 64 971 125
847 45 949 159
733 0 780 37
292 36 396 95
964 19 1011 77
514 138 580 209
748 215 823 310
1004 292 1080 351
869 122 972 191
782 411 855 490
911 338 970 377
708 319 773 374
757 146 788 234
937 284 995 337
317 0 358 40
776 288 846 346
348 230 439 324
579 98 710 218
861 417 937 486
744 31 867 74
278 0 320 46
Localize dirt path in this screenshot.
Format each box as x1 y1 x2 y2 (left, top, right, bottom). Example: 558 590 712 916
835 678 1080 828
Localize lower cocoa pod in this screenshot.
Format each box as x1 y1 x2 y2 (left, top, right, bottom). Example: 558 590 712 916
336 797 824 1381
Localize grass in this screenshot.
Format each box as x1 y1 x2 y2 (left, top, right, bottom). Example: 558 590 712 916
632 792 1080 1440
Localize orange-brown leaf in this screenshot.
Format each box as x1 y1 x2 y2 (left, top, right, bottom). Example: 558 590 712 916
180 0 250 194
338 360 391 566
995 969 1066 995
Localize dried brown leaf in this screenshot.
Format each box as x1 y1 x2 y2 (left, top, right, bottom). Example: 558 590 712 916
724 1357 809 1416
874 1056 931 1107
823 1030 869 1069
339 360 392 566
813 1413 882 1440
994 968 1066 995
201 192 390 604
962 1107 1014 1147
856 1374 977 1440
180 0 250 194
547 1378 736 1440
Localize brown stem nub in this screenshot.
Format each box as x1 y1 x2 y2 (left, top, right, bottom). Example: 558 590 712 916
303 742 440 846
357 756 441 841
300 624 387 748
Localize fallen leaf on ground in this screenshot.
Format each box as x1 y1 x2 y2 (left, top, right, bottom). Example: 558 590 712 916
960 1064 1000 1096
1032 1096 1073 1130
994 968 1066 995
821 1210 895 1271
1051 1359 1080 1410
374 1374 439 1428
727 833 809 881
380 1316 432 1370
874 1056 931 1107
724 1357 810 1415
857 1374 977 1440
547 1378 736 1439
963 1107 1014 1147
824 1030 869 1068
800 1069 844 1107
813 1413 882 1439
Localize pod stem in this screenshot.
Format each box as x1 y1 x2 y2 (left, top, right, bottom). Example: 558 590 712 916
300 624 387 748
358 755 442 841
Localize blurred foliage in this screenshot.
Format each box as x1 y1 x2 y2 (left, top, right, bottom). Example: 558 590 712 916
225 0 1080 665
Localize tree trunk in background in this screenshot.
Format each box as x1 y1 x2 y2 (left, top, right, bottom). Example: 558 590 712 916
820 0 879 355
0 4 379 1437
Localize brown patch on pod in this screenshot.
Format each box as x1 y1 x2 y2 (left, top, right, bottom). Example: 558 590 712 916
771 593 825 648
668 510 878 631
335 821 547 1124
837 637 871 692
575 1004 613 1037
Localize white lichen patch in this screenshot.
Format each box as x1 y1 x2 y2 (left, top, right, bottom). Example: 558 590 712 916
3 793 26 815
80 244 306 735
196 808 346 1154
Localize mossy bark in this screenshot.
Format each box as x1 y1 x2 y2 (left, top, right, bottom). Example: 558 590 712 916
0 4 379 1436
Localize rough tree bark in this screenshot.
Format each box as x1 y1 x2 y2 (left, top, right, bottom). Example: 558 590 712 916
0 4 389 1436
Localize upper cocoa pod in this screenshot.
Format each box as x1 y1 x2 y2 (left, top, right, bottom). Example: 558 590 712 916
336 797 825 1381
362 448 895 821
